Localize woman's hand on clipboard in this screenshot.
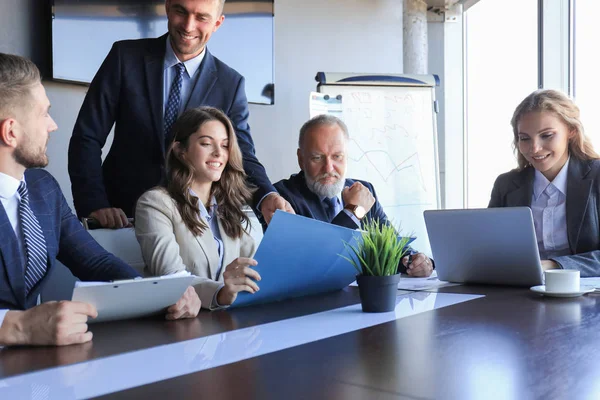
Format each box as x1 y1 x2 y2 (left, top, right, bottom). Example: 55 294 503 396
165 286 201 320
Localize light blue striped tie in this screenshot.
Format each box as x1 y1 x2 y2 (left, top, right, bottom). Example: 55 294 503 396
164 62 186 145
18 182 48 294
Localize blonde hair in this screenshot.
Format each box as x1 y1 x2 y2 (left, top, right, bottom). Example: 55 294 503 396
511 89 599 169
0 53 41 120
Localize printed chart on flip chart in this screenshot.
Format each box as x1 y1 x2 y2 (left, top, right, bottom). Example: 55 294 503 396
311 80 439 256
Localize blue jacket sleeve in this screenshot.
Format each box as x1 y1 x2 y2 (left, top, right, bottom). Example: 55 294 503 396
55 180 140 281
68 43 122 219
228 76 276 208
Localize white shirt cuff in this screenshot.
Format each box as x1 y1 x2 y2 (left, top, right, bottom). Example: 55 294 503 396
0 309 8 346
254 191 278 217
343 209 361 226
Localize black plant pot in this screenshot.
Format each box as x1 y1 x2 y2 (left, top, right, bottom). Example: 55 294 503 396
356 273 401 313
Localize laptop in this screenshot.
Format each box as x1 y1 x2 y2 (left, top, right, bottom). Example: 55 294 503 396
424 207 544 287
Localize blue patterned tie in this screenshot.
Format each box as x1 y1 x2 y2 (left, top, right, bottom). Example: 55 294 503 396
323 197 337 221
164 62 186 144
18 182 48 294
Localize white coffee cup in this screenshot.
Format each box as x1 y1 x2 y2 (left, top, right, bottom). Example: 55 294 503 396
544 270 580 292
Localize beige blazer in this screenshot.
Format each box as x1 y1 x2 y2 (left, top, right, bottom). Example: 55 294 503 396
135 188 256 309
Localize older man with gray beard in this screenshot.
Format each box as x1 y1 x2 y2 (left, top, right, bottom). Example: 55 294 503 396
273 114 434 277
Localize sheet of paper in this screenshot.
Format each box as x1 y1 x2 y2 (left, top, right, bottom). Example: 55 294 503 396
581 277 600 289
309 91 343 119
232 211 363 308
349 271 460 291
75 271 192 288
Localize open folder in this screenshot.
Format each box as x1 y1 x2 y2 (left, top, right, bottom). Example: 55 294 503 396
232 211 365 308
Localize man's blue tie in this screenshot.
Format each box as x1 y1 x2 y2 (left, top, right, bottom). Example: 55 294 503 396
164 62 186 145
323 197 337 221
17 182 48 294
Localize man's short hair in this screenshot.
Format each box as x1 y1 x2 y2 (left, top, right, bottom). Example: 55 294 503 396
0 53 40 119
298 114 349 148
217 0 226 15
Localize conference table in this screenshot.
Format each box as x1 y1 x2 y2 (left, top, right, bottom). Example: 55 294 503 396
2 284 600 399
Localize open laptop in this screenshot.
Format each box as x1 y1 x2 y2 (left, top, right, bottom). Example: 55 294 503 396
424 207 544 287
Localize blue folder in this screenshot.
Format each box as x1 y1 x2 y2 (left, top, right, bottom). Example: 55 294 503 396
232 211 415 308
232 211 362 308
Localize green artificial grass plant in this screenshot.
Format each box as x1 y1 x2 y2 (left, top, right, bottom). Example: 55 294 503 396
342 219 411 277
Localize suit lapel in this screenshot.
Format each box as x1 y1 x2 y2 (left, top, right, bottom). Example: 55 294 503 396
185 49 217 109
194 220 220 281
0 203 26 308
144 35 168 154
506 168 535 207
566 158 593 252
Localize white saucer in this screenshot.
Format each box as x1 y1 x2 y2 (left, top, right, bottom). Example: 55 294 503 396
530 285 596 298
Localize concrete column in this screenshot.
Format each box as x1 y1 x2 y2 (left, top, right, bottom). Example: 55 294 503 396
403 0 428 74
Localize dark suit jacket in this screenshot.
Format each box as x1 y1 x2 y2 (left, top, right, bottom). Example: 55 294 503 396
68 35 274 218
0 169 139 310
274 171 414 273
488 157 600 276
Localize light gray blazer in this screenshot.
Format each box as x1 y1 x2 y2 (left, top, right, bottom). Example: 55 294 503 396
489 157 600 277
135 188 256 309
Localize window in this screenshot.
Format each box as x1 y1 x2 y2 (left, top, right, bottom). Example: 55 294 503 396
464 0 539 208
573 1 600 149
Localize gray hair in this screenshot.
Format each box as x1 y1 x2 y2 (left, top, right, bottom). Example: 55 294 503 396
298 114 349 148
0 53 41 119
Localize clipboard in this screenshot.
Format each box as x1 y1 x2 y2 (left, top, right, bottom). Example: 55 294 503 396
72 276 194 323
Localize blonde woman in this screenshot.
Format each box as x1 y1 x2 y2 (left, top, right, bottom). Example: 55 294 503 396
135 107 260 309
489 89 600 276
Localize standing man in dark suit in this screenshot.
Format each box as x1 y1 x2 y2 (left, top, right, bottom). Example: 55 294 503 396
0 53 200 347
274 114 434 277
68 0 292 228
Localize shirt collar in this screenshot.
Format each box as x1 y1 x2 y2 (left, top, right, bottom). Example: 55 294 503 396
189 189 217 220
533 157 570 199
0 172 22 200
164 35 205 78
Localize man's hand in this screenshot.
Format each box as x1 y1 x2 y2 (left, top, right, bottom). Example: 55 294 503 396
260 193 295 225
166 286 201 320
89 208 130 229
0 301 97 346
342 182 375 212
402 253 434 277
217 257 261 306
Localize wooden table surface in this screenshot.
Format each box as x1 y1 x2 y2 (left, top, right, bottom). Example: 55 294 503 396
2 285 600 399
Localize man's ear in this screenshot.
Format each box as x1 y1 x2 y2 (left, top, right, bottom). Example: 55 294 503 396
0 118 18 148
297 148 304 171
214 14 225 32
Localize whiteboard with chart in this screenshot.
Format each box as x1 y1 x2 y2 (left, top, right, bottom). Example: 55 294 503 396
315 73 440 256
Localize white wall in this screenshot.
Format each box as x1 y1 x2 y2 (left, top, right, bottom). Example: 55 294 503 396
43 0 404 209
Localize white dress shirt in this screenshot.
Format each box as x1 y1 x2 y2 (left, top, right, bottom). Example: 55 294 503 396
0 172 26 332
163 36 205 118
531 158 571 260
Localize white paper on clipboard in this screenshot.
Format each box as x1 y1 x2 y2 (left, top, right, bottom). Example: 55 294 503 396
72 274 195 323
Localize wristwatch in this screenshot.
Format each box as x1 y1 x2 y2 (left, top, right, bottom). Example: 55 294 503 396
344 204 366 220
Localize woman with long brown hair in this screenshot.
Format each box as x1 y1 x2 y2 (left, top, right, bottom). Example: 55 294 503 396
489 89 600 276
135 106 261 309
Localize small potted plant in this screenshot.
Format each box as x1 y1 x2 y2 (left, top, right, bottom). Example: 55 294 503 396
342 219 411 313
